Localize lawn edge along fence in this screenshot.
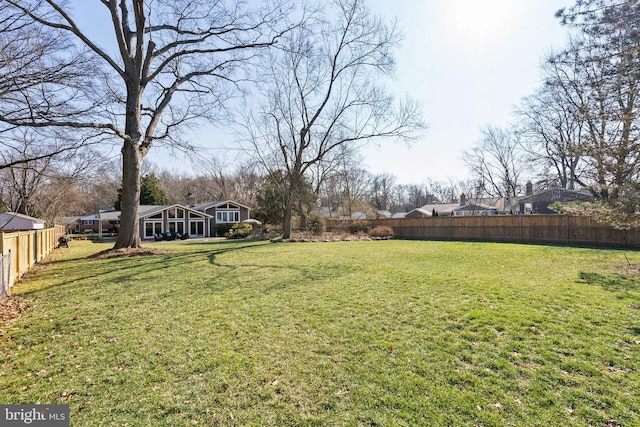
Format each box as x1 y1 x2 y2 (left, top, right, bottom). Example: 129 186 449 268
358 215 640 248
0 226 65 296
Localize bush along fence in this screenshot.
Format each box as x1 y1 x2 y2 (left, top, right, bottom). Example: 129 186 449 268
333 215 640 248
0 225 65 296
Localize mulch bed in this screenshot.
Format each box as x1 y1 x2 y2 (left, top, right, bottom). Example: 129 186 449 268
88 247 171 260
0 296 30 322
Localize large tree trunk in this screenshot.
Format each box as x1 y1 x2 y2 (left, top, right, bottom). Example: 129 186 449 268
282 201 293 239
114 140 142 248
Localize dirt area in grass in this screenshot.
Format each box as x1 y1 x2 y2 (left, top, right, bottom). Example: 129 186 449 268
0 296 30 322
623 264 640 277
88 247 171 260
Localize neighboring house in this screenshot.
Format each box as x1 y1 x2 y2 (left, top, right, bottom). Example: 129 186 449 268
99 210 121 232
76 213 102 233
60 210 121 234
138 204 212 239
391 212 407 219
192 200 251 237
0 212 46 231
453 202 497 216
405 203 459 218
351 211 367 220
405 193 519 218
59 216 81 234
517 188 594 214
72 200 251 240
376 210 392 219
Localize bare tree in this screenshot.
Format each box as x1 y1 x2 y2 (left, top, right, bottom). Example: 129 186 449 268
3 0 291 248
0 3 99 169
428 178 472 204
462 125 529 198
368 173 397 210
0 129 100 221
240 0 425 238
517 82 587 190
541 36 640 199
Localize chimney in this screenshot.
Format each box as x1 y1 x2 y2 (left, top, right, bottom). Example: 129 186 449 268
188 193 196 207
525 181 533 196
459 193 466 206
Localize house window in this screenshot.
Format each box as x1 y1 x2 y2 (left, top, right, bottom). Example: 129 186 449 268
216 210 239 223
82 220 94 225
190 220 205 237
169 220 185 234
524 203 533 214
145 221 163 238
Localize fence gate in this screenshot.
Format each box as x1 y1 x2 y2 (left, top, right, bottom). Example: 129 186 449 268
1 250 11 297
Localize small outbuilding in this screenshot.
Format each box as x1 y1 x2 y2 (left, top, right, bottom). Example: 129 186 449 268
0 212 46 231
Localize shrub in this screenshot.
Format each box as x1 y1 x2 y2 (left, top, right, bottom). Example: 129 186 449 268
325 219 347 233
349 220 370 234
227 223 252 239
369 225 394 238
307 212 326 234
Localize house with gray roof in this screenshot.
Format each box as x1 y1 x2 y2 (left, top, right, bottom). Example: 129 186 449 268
516 187 594 214
192 200 252 237
137 204 213 239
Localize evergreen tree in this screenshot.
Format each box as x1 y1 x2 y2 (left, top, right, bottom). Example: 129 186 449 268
140 174 168 205
115 173 167 209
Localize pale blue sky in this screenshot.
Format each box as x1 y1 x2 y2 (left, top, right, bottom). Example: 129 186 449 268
70 0 574 184
359 0 573 184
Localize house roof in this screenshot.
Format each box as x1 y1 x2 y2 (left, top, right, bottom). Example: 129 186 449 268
454 203 497 212
518 188 593 204
79 213 100 221
138 204 213 219
409 203 460 216
193 200 252 211
0 212 45 224
0 212 45 230
99 210 121 221
78 205 215 222
58 216 81 225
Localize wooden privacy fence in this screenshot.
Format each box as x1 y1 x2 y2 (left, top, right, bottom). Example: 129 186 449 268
365 215 640 248
0 225 65 296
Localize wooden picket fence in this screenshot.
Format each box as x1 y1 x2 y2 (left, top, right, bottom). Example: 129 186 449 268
0 226 65 296
362 215 640 248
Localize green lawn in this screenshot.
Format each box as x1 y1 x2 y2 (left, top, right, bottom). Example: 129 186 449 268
1 239 639 426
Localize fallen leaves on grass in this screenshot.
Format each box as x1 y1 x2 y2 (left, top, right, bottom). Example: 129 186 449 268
88 248 171 260
0 296 30 321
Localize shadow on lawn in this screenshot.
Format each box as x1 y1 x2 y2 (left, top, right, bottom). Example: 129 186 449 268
19 239 349 298
579 271 640 308
17 240 266 297
579 271 640 293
